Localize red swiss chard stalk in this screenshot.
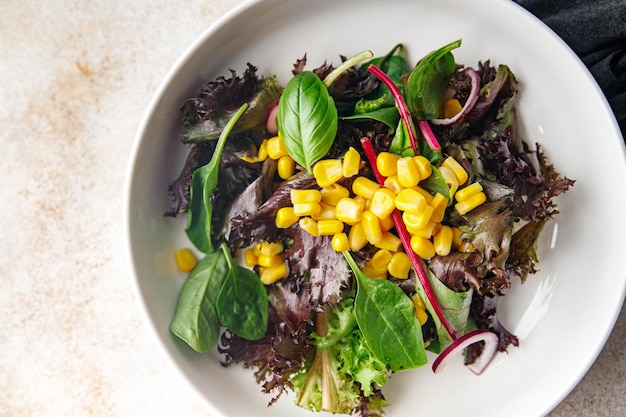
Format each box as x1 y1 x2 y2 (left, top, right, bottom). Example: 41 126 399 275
367 64 419 155
367 64 441 153
360 137 457 340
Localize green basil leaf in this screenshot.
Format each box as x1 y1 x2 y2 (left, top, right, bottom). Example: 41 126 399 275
185 103 248 253
343 252 427 371
414 268 473 353
277 71 337 173
216 243 269 340
169 249 229 352
405 39 461 119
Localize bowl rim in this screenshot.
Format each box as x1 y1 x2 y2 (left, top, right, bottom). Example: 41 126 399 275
123 0 626 416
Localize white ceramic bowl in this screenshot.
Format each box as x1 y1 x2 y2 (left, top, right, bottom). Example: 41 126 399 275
125 0 626 416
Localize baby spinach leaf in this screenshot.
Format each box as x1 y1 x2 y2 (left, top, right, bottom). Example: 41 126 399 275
185 103 248 253
169 249 229 352
277 71 338 173
343 252 427 371
216 243 269 340
405 39 461 120
419 165 450 198
340 106 400 132
414 267 473 353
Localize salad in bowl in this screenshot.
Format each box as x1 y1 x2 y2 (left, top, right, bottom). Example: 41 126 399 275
163 40 573 416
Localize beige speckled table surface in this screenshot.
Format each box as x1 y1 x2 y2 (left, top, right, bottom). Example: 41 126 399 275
1 1 624 416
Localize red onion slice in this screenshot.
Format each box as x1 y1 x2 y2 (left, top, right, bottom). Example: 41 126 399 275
265 100 279 135
432 329 499 375
431 67 480 126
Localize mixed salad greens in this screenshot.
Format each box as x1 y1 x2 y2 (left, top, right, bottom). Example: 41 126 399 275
165 40 574 416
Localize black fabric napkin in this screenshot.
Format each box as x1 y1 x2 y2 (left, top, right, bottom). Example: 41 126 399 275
514 0 626 139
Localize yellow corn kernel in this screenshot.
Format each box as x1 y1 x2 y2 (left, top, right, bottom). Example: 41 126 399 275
348 222 369 252
174 248 197 272
455 182 483 203
276 207 299 228
331 232 350 252
438 166 459 200
258 254 283 268
361 211 383 245
335 197 364 225
375 231 403 252
395 188 428 214
352 176 380 200
412 293 426 311
259 241 283 257
241 154 259 163
387 252 412 279
317 219 345 236
362 266 388 280
369 188 396 220
290 189 322 204
402 206 433 231
370 249 393 269
380 214 395 231
253 243 262 257
415 306 429 325
429 192 449 223
412 155 432 180
319 183 349 206
376 152 401 177
354 195 368 211
363 259 389 278
277 155 295 179
410 235 436 259
313 159 344 188
257 139 269 161
243 247 258 267
433 225 453 257
451 226 463 250
397 157 421 188
408 220 441 239
444 98 463 119
293 202 321 217
299 217 319 236
266 135 288 159
259 262 288 285
413 185 434 204
455 191 487 215
442 156 469 186
312 202 337 221
342 147 361 178
383 175 403 194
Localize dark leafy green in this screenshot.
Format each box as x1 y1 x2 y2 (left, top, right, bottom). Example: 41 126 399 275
405 39 461 119
343 252 426 371
185 103 248 253
277 71 338 173
181 64 282 143
169 248 229 352
216 243 269 341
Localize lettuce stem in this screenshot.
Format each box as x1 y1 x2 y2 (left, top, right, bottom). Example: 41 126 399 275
323 50 374 88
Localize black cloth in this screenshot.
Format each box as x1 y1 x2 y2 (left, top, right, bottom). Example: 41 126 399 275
514 0 626 139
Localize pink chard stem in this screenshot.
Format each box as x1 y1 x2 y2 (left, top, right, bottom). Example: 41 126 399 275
367 64 419 155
